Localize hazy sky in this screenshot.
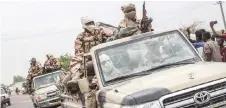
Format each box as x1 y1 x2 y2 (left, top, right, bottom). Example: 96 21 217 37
1 1 226 85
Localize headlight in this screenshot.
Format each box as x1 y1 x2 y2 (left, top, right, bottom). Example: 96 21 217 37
36 94 47 101
122 101 161 108
1 96 5 101
56 91 60 95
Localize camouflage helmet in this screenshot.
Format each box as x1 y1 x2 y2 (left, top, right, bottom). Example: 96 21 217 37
81 16 97 32
30 58 36 63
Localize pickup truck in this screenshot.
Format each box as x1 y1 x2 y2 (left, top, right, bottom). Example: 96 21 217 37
61 29 226 108
1 87 11 108
30 70 64 108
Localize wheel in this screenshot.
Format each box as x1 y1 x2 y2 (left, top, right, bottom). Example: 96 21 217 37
33 103 37 108
37 104 42 108
7 100 11 106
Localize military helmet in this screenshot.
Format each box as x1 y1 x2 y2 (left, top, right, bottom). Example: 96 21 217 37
30 58 36 62
81 16 97 32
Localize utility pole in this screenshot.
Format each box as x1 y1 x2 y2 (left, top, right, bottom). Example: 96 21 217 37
217 1 226 30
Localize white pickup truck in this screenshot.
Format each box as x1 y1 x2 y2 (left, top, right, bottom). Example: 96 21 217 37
30 70 64 108
61 29 226 108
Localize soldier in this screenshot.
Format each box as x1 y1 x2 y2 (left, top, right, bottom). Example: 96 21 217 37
75 17 114 54
69 17 114 80
26 71 32 94
29 58 43 77
26 58 42 94
119 3 153 35
119 3 140 30
62 17 114 107
44 54 62 72
44 54 51 69
49 55 62 70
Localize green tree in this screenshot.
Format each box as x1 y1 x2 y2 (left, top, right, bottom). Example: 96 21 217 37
13 75 26 84
58 53 72 71
1 83 7 87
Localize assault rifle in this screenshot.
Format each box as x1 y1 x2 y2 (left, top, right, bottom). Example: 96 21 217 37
141 1 153 33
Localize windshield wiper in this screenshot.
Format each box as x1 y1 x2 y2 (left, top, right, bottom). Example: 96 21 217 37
144 61 195 72
105 72 150 83
105 61 195 84
36 83 55 90
36 86 47 90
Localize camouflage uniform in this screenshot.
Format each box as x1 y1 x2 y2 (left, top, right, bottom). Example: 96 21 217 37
26 58 43 94
119 3 141 34
44 54 61 71
61 17 114 107
29 60 43 77
49 55 62 70
70 17 113 77
44 54 51 69
26 72 32 94
119 3 153 34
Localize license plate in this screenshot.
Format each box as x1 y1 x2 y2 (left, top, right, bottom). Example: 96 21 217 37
53 101 61 104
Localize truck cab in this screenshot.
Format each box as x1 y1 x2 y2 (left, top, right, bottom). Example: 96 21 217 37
1 87 11 107
62 29 226 108
30 70 64 108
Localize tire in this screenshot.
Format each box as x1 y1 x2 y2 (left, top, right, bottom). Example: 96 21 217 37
37 104 42 108
33 103 37 108
7 100 11 106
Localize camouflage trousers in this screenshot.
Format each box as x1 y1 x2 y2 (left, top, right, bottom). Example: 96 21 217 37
85 90 97 108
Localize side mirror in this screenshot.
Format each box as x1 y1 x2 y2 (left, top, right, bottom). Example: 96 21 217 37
77 78 90 94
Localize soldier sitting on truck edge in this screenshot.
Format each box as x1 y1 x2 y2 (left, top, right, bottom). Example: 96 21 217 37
29 58 43 77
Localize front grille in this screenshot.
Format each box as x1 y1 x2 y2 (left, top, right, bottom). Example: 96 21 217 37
182 94 226 108
47 91 58 99
161 80 226 108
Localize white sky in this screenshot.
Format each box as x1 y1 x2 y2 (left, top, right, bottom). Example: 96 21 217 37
1 1 226 85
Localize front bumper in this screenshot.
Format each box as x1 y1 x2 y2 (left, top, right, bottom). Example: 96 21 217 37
38 97 61 108
1 98 10 105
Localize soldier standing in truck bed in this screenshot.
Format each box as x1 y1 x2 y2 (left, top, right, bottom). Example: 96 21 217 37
119 3 153 35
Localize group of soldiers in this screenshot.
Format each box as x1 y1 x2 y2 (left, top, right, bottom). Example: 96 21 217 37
26 54 61 93
59 3 154 108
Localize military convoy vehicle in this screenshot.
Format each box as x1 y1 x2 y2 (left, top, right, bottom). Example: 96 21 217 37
30 70 65 108
60 29 226 108
1 87 11 108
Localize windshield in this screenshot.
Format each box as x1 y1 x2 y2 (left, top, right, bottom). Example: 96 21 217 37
1 88 6 94
96 30 201 85
33 71 61 90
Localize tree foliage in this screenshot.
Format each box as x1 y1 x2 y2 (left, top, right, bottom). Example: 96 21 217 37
1 83 7 87
13 75 26 84
179 21 203 36
58 53 72 71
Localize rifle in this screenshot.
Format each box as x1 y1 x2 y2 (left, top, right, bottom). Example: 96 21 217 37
141 1 153 33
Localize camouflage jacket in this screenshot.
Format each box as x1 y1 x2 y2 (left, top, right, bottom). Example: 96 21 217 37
44 58 61 69
29 62 43 77
119 18 141 29
74 31 99 54
44 59 51 68
74 28 114 54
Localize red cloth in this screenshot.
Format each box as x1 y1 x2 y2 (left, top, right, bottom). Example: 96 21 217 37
220 47 226 62
222 34 226 39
